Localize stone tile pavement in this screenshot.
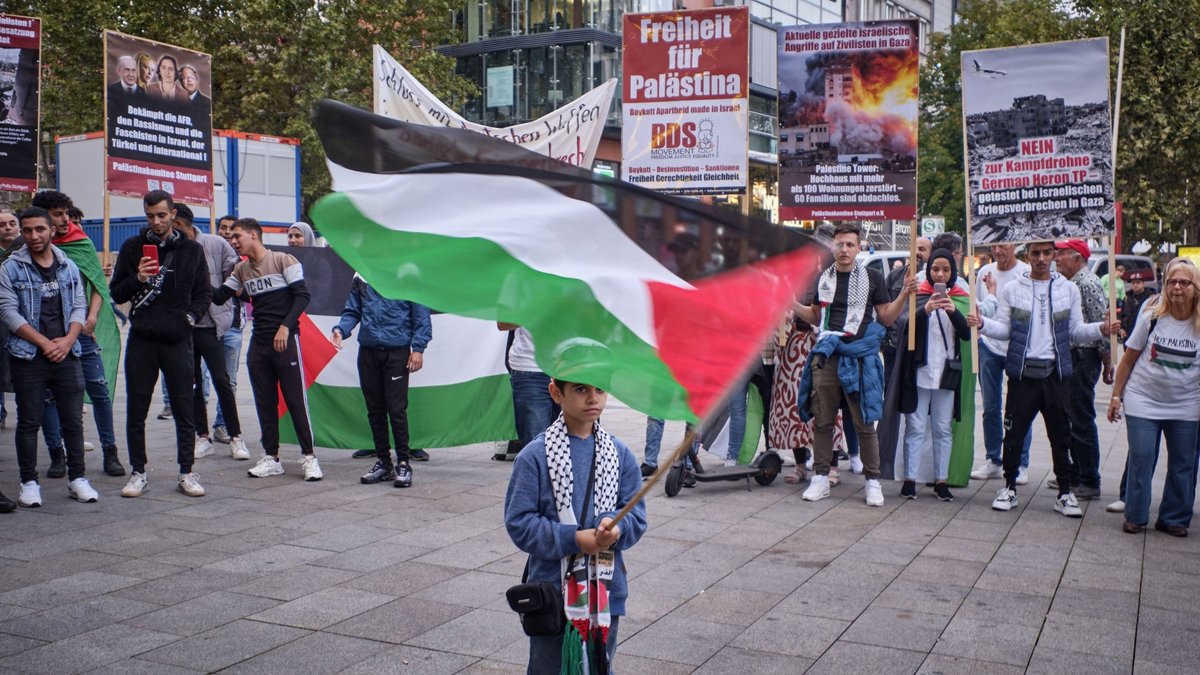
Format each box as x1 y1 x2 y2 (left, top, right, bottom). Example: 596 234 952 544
0 368 1196 673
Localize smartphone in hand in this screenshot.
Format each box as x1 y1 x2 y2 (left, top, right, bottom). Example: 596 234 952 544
142 244 160 275
933 282 947 300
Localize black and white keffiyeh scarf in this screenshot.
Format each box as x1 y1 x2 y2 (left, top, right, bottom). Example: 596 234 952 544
544 413 620 674
817 261 870 337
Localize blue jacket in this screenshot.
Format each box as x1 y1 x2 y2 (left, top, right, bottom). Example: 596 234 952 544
334 277 432 351
798 322 887 424
0 245 87 361
504 432 647 617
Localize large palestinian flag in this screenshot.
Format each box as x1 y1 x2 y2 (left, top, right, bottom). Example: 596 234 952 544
308 100 822 423
274 245 515 450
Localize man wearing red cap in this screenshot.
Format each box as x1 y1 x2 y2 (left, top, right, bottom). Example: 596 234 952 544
967 240 1120 518
1053 239 1112 500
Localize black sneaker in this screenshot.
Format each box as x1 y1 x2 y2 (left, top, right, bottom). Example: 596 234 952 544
46 448 66 479
682 470 697 488
360 461 396 485
409 449 430 462
0 490 14 513
394 463 413 488
640 463 657 478
934 483 955 502
352 449 376 459
900 480 917 499
837 450 850 461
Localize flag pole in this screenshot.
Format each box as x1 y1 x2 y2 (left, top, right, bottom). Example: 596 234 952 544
959 74 979 374
1107 25 1126 357
907 218 917 350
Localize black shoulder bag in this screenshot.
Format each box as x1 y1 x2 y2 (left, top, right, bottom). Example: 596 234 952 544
936 312 963 390
505 452 597 637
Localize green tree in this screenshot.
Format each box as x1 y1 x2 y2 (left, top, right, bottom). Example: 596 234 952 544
917 0 1086 236
7 0 473 212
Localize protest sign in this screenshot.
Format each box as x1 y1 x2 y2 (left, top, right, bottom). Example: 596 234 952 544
0 13 40 192
777 20 919 221
104 31 213 203
621 6 749 195
962 38 1114 244
373 45 615 168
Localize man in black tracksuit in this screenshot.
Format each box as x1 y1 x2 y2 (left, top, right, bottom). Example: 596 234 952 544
109 190 212 498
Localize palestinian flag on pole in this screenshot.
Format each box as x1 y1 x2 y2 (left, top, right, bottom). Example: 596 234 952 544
274 245 516 449
54 223 120 398
308 101 823 423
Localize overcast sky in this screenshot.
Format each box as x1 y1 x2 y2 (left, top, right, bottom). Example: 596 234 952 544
961 38 1110 114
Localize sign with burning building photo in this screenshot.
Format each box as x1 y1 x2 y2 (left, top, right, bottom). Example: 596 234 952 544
777 20 918 222
962 38 1113 245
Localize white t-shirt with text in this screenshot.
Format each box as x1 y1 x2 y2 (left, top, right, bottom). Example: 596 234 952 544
1025 279 1056 361
1123 308 1200 421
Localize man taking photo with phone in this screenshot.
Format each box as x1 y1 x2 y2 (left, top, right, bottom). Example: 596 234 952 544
109 190 212 498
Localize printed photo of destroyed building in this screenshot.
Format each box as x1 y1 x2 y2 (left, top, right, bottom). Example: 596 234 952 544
962 38 1114 245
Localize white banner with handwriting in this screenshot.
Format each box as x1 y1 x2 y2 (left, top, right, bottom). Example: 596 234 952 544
373 45 615 168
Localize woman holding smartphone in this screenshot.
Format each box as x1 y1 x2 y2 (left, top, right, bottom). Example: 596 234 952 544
892 249 971 500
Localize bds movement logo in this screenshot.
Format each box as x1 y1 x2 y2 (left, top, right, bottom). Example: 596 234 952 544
649 119 718 159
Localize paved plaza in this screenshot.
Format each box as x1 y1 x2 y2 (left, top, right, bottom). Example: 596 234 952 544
0 363 1196 674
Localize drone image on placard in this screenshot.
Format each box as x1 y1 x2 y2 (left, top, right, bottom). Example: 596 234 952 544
972 59 1008 78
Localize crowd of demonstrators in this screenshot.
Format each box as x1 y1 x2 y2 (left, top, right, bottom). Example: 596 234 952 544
213 218 321 481
968 240 1120 517
333 274 431 488
1107 258 1200 536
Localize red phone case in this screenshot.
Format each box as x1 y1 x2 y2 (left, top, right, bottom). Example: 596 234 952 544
142 245 159 272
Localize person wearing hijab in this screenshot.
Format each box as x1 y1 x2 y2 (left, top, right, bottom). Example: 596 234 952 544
287 222 316 248
892 249 971 501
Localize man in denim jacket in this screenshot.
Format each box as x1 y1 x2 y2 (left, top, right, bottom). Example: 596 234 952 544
0 208 94 508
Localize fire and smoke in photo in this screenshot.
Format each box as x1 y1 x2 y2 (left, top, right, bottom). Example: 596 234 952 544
777 21 919 222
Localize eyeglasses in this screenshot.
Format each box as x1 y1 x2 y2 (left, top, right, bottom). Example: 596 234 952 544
1027 249 1057 258
1165 279 1196 288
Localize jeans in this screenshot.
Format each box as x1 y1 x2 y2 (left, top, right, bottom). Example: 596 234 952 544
728 364 775 460
979 342 1031 468
125 334 197 473
903 387 954 481
1067 348 1102 488
528 616 619 674
41 340 117 450
1003 373 1072 492
214 325 243 430
13 354 85 483
511 370 558 449
1124 415 1199 528
643 417 699 468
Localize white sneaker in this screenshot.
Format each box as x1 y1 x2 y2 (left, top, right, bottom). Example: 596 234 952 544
970 461 1003 480
121 472 148 497
864 478 884 507
850 455 864 475
177 473 206 497
723 458 737 468
18 481 41 507
83 441 95 452
992 487 1018 511
299 455 323 482
1016 467 1029 486
1055 492 1083 518
802 474 830 501
68 477 99 503
248 455 284 477
194 436 214 459
1106 499 1126 513
212 426 231 444
230 436 250 461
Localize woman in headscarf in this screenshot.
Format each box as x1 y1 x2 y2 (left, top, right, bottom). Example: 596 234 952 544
288 222 316 247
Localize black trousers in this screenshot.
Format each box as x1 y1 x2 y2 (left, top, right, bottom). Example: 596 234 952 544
12 354 85 483
359 346 412 465
247 335 313 455
1067 348 1102 489
1003 371 1072 493
192 326 241 437
125 334 196 473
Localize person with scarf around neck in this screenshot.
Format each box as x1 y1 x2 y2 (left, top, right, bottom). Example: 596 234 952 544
889 249 971 501
794 223 916 507
504 380 647 674
109 190 213 499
